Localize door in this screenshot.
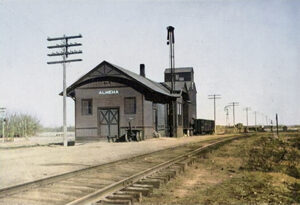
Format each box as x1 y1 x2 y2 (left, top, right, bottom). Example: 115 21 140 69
98 108 119 137
153 108 158 131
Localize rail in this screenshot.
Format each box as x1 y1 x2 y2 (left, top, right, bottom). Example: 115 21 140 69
67 135 245 205
0 134 247 204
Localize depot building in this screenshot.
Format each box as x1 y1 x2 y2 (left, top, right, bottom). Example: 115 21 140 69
65 61 197 141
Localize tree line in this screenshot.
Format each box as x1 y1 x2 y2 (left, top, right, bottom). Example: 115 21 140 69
0 113 41 138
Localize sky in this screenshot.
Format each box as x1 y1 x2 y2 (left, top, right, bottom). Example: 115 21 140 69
0 0 299 127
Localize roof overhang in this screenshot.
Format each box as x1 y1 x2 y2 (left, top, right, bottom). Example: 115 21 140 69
60 61 180 103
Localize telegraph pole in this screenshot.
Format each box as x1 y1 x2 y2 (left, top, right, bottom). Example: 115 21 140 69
244 107 251 131
276 113 279 136
208 94 221 133
47 34 83 146
0 108 6 143
228 102 239 126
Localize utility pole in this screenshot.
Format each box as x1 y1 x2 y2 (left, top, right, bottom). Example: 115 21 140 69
47 34 83 147
208 94 221 133
0 108 6 143
167 26 177 138
228 102 239 126
276 113 279 136
244 107 251 131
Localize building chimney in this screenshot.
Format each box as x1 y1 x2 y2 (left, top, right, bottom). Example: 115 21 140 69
140 64 145 77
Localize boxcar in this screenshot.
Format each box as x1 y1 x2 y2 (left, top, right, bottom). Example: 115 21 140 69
194 119 215 135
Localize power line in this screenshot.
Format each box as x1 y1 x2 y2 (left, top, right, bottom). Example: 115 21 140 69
47 34 83 147
208 94 221 133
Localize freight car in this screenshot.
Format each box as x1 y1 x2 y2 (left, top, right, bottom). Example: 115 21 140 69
193 119 215 135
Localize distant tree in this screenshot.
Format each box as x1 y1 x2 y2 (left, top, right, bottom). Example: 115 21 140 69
0 112 41 138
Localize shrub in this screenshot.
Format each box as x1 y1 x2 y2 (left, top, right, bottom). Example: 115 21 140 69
244 135 300 178
0 112 41 138
202 172 298 204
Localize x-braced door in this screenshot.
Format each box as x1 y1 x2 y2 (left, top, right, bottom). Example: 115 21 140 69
98 108 119 137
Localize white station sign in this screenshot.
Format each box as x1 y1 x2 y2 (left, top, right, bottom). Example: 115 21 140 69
99 90 119 95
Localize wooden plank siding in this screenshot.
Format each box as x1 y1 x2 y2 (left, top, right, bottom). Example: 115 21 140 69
74 81 166 141
66 61 197 142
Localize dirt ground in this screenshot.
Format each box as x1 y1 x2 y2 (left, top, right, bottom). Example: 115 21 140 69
0 134 234 190
0 132 75 149
141 133 300 204
140 150 233 205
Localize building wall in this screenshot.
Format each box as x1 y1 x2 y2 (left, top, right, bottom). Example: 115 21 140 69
163 68 197 137
183 101 189 129
75 81 145 140
157 103 166 134
176 97 184 137
188 86 197 121
142 97 154 139
151 103 167 137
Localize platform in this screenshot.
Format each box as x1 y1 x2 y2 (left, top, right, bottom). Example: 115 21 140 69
0 134 233 190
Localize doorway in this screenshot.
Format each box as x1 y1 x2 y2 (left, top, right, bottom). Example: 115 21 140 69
98 108 119 138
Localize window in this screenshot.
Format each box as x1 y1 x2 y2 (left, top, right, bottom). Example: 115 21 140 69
124 97 136 114
81 99 92 115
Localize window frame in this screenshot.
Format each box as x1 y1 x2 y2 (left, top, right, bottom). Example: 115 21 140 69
124 97 136 114
81 99 93 116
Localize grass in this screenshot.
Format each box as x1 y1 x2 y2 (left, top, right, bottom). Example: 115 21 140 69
141 133 300 204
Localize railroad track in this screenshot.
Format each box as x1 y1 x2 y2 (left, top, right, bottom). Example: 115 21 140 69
0 135 246 205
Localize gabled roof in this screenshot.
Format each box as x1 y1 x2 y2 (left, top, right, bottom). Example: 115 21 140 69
63 61 179 100
109 62 172 96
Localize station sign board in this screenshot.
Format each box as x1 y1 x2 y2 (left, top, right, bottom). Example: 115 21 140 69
99 90 119 95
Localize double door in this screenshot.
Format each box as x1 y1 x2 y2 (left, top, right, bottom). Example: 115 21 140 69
98 108 119 137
